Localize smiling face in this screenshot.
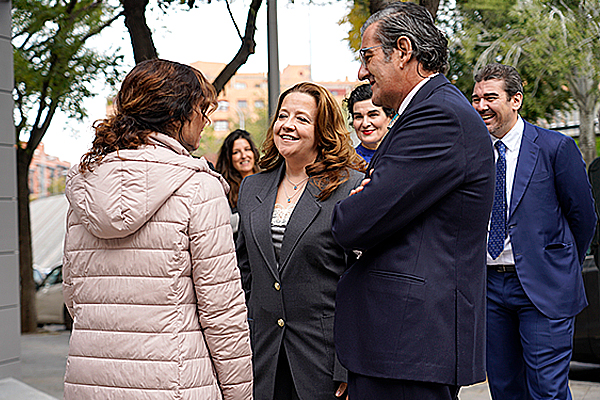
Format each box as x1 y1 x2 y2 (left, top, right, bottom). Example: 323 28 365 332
273 92 318 165
352 99 391 150
357 23 407 111
231 138 255 178
472 78 522 139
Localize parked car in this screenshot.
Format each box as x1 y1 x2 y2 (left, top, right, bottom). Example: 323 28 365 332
33 268 45 290
36 264 72 330
573 254 600 363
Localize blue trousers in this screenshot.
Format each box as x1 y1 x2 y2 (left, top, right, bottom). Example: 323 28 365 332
486 269 575 400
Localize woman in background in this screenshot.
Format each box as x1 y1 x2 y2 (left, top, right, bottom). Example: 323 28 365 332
344 83 395 163
216 129 260 237
236 82 366 400
62 59 253 400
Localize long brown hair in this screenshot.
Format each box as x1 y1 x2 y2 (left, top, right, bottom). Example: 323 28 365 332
260 82 366 201
216 129 260 209
80 59 217 172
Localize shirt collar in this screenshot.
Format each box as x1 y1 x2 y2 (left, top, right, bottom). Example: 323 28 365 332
490 116 524 152
397 73 439 117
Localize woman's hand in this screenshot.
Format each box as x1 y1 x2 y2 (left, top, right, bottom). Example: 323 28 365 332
335 382 348 399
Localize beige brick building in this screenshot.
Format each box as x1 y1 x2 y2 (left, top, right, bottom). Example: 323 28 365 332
191 61 360 136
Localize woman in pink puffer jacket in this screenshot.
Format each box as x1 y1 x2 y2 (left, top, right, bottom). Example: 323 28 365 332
62 59 253 400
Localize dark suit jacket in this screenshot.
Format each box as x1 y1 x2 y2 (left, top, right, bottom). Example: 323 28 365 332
507 121 596 319
331 74 495 386
236 164 363 400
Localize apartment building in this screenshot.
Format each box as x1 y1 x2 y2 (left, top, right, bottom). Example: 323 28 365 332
28 142 71 200
191 61 360 136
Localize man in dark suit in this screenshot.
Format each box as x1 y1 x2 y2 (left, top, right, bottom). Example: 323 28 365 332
472 64 596 400
331 3 495 398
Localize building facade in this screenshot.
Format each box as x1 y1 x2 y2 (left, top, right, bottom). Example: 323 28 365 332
191 61 360 136
28 143 71 200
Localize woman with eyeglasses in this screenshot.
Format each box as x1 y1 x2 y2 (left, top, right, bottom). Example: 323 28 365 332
62 59 253 400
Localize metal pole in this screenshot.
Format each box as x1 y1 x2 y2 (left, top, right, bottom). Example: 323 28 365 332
235 107 246 130
267 0 280 120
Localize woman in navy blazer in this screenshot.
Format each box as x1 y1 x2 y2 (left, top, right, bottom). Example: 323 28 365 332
236 82 365 400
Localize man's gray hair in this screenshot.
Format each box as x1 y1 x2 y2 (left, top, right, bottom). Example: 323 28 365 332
362 2 448 74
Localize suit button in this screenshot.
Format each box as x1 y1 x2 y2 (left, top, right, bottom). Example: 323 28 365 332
274 282 281 290
277 319 285 327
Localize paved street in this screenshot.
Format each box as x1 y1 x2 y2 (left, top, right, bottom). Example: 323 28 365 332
17 326 600 400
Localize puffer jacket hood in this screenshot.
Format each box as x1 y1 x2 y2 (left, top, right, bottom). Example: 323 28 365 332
66 133 229 239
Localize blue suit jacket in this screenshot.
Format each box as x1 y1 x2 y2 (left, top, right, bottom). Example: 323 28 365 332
507 121 596 319
331 74 495 386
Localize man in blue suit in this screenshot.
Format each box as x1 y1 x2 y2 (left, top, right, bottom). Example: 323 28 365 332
472 64 596 400
331 3 495 398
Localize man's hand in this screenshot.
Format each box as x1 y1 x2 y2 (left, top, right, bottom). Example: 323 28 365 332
349 169 374 196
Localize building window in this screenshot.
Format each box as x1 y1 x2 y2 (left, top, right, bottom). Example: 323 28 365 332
238 100 248 109
234 82 247 90
217 101 229 111
254 100 265 109
214 120 229 131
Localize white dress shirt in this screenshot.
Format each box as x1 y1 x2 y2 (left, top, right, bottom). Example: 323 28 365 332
397 73 438 117
487 116 524 265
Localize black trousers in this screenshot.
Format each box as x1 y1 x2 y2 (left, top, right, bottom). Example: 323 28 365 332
273 345 300 400
348 371 460 400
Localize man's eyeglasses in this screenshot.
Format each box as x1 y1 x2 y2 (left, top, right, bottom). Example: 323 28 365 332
358 44 384 66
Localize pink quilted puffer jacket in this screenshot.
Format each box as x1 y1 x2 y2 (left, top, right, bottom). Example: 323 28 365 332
62 133 253 399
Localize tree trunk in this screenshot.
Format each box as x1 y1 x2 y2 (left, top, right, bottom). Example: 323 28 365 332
420 0 440 18
17 147 37 333
370 0 439 18
578 102 600 167
122 0 158 63
568 74 600 167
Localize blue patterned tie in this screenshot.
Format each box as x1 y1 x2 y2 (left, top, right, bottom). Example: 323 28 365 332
488 140 507 259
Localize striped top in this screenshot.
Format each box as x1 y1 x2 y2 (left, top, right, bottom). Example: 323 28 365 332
271 203 296 268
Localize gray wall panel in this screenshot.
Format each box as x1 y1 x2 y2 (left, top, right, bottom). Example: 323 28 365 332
0 39 12 91
0 0 22 382
0 307 20 380
0 146 17 196
0 253 19 305
0 201 18 252
0 94 14 145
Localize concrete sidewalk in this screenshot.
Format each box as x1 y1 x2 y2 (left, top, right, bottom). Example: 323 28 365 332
17 327 600 400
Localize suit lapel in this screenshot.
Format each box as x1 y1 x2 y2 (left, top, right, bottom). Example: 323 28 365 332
369 74 449 171
249 166 282 280
278 180 321 274
510 122 539 218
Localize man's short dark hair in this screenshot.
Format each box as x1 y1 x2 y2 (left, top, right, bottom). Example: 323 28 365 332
474 64 524 99
344 83 396 121
362 2 448 74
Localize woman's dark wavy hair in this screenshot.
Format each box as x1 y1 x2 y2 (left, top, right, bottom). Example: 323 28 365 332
343 83 396 121
259 82 367 201
79 59 217 172
216 129 260 209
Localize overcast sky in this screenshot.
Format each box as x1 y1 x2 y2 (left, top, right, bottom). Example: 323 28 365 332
41 0 362 165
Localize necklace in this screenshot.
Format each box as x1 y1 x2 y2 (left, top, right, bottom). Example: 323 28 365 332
388 113 399 130
285 174 309 190
282 179 307 203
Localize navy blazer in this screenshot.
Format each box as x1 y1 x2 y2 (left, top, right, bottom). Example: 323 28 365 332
332 74 495 386
236 164 363 399
507 121 596 319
